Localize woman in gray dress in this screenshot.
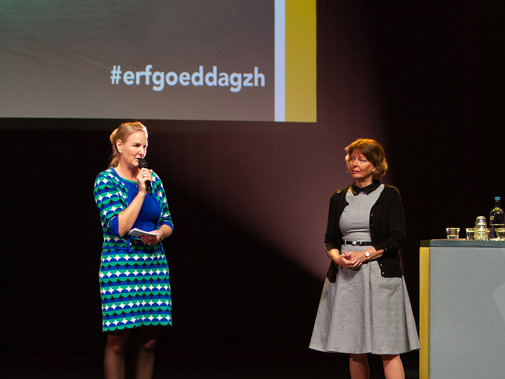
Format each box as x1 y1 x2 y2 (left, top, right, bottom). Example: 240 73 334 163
309 139 420 379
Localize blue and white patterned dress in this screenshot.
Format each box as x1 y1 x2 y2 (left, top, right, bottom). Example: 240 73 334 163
94 167 173 332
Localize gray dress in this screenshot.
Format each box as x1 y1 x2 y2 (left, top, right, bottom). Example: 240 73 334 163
309 185 420 355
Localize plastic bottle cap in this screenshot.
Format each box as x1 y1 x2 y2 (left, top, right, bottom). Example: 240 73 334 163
495 196 501 200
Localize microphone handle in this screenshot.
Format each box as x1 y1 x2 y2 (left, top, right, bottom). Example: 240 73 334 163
138 158 152 195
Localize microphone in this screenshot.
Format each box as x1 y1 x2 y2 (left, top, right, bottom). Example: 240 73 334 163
138 158 152 195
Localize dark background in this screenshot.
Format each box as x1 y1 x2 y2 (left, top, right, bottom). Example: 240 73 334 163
2 0 505 375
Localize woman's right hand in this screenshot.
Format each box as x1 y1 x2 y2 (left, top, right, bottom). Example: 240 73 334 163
327 249 361 269
136 168 152 192
116 168 151 236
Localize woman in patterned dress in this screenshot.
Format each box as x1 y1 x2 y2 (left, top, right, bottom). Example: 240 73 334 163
309 139 419 379
94 121 174 379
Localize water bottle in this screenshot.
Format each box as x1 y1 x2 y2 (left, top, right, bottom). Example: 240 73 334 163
489 196 504 239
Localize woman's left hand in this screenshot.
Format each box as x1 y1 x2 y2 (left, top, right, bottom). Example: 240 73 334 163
139 230 163 246
348 247 380 265
348 249 371 265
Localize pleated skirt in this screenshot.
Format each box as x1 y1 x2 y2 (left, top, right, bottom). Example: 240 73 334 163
309 253 420 355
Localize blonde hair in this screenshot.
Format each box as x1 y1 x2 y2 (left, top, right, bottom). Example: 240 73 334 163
109 121 148 167
345 138 388 180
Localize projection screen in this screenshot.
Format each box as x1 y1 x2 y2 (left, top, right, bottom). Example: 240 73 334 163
0 0 316 122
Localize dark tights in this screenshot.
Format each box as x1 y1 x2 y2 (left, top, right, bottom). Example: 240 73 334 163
104 326 160 379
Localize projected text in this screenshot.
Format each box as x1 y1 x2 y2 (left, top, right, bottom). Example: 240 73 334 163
110 65 266 93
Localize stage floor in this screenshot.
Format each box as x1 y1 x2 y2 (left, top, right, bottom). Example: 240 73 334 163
1 354 419 379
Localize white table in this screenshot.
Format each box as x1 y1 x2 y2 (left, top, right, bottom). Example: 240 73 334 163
420 240 505 378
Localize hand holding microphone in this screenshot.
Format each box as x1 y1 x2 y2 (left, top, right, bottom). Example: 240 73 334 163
138 158 152 195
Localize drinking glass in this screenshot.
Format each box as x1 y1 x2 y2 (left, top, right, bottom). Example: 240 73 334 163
495 228 505 241
446 227 460 239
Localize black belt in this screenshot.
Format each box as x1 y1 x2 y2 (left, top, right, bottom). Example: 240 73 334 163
343 240 372 246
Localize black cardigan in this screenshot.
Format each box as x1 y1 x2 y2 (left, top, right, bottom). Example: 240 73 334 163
324 184 406 280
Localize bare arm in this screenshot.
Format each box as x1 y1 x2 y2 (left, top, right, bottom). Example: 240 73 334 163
117 168 151 237
327 248 361 269
139 224 173 246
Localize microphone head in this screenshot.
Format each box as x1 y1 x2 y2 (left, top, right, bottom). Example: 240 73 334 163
138 158 149 169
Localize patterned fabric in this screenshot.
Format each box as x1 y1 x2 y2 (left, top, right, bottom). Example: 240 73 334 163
94 167 173 332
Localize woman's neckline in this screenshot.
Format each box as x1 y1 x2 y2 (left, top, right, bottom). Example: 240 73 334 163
112 167 138 184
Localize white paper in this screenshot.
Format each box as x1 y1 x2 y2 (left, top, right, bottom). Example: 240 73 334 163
127 228 158 237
